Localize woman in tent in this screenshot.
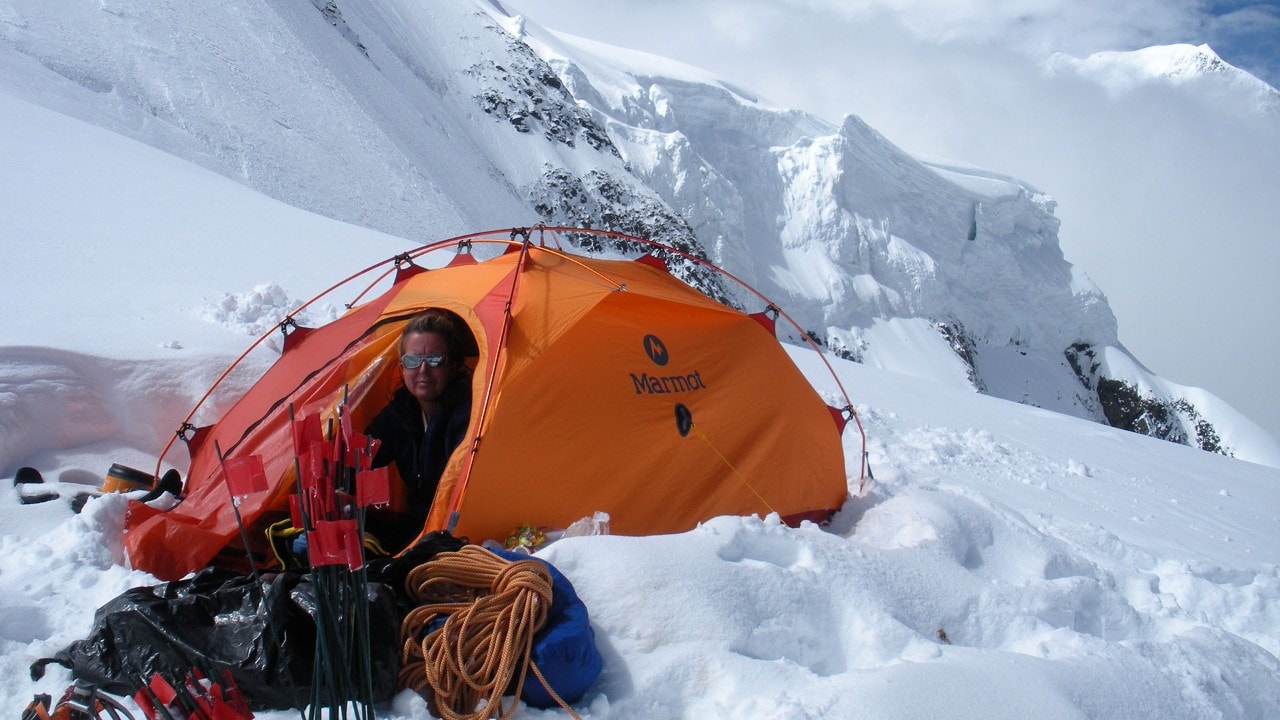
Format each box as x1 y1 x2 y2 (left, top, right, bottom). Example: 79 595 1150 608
364 308 473 550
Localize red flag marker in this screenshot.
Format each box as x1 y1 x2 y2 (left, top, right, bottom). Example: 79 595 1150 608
356 466 391 508
222 454 268 497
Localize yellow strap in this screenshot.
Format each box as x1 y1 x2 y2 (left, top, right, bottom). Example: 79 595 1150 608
362 532 390 557
265 518 303 568
691 425 777 516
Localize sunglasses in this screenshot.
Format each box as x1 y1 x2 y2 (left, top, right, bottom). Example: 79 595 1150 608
401 353 450 369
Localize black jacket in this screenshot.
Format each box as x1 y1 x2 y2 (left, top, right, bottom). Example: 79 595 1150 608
364 386 471 543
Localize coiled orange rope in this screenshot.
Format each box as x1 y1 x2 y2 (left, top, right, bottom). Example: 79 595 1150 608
398 545 581 720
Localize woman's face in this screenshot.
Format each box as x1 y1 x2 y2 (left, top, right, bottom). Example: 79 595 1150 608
401 331 453 412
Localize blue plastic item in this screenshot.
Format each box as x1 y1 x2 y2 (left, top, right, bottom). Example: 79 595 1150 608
492 548 603 707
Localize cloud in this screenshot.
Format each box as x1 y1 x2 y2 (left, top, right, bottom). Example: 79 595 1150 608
800 0 1201 52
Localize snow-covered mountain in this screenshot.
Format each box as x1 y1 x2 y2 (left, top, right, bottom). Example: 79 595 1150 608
1048 43 1280 113
1 0 1275 465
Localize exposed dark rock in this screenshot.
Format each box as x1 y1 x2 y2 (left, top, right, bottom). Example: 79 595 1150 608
309 0 368 57
1065 343 1231 456
937 321 985 391
469 26 619 156
1065 342 1100 390
527 167 730 303
1096 377 1232 456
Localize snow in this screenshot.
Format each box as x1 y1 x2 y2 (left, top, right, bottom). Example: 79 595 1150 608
3 2 1280 718
836 318 974 393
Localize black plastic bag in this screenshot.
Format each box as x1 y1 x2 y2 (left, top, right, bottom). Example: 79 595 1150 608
34 568 401 710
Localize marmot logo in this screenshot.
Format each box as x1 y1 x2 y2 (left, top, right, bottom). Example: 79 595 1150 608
643 334 669 366
631 334 706 395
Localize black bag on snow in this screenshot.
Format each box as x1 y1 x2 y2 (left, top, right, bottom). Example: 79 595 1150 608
32 568 402 710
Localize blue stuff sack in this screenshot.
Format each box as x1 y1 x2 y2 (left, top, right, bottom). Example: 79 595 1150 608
492 549 603 707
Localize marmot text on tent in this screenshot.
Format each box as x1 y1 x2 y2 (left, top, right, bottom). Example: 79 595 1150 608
629 370 708 395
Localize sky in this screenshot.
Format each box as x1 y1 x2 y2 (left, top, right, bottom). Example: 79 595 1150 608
499 0 1280 445
3 83 1280 717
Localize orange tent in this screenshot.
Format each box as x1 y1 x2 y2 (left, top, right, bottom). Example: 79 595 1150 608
125 228 857 581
